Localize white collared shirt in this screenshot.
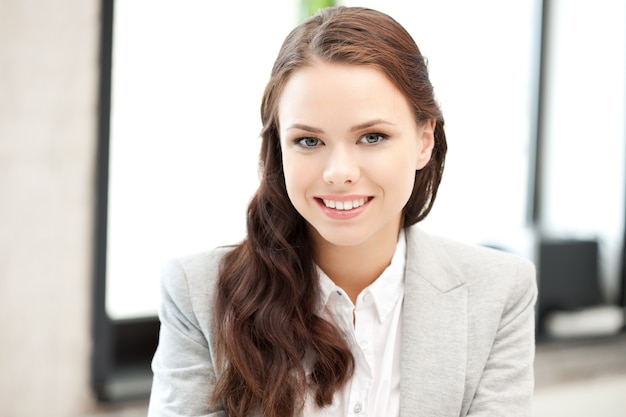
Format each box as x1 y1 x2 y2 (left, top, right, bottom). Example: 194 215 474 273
304 230 406 417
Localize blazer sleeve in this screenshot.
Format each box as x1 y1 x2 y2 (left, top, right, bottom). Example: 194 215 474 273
148 259 225 417
467 257 538 417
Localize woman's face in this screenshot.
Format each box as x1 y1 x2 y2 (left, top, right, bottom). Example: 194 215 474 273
278 62 434 249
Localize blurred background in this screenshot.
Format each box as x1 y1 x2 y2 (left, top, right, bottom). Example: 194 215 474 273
1 0 624 416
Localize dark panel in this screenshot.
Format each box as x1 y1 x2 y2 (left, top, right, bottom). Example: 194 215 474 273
93 0 114 398
537 239 603 333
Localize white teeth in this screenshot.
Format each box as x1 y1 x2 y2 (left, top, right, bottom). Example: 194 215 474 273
322 197 367 210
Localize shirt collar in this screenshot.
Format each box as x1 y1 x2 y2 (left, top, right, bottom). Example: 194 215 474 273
317 229 407 323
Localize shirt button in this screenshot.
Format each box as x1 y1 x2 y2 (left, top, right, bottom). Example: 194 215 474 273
353 402 363 413
359 340 368 350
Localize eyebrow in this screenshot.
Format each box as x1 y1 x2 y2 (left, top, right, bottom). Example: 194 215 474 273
349 119 396 132
286 119 395 133
286 123 324 134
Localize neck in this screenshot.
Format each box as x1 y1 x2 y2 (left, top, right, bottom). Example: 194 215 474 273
314 226 401 303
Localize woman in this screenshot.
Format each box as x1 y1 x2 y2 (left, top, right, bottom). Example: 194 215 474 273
148 6 537 417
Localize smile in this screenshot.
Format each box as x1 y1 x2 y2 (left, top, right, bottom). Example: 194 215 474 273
323 198 365 210
318 197 372 211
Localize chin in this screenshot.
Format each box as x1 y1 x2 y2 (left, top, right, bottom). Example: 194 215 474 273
313 227 374 248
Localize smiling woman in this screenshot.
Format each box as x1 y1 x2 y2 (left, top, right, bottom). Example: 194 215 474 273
278 63 435 291
148 6 537 417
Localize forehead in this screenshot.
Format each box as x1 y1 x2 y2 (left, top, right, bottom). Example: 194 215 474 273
277 62 413 127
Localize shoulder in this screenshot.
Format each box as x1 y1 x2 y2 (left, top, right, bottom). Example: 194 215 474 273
162 246 234 288
405 225 536 304
159 246 235 321
432 232 532 276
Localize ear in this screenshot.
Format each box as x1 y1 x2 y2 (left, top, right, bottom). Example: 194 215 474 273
416 118 436 170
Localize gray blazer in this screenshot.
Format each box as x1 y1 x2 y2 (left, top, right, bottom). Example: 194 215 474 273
148 225 537 416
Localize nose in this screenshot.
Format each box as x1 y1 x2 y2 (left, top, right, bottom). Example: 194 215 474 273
322 146 360 185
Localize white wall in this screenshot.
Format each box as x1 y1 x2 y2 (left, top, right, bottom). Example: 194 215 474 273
0 0 100 416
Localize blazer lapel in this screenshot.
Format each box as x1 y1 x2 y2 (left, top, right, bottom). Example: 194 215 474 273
400 227 468 417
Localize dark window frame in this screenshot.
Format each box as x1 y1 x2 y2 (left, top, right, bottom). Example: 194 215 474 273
93 0 160 402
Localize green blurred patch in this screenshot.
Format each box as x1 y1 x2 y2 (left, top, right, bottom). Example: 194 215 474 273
300 0 336 21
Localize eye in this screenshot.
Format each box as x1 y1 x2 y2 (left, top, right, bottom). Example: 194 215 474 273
359 132 388 145
296 137 322 148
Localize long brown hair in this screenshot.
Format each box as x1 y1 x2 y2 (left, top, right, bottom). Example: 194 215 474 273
213 6 447 417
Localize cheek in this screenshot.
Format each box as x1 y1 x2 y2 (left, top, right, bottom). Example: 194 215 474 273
377 148 417 179
375 150 417 200
282 154 313 200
